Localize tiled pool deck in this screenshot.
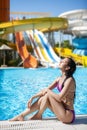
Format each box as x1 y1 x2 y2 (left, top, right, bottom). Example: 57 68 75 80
0 115 87 130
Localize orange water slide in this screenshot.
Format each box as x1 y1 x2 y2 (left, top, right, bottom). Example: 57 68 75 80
15 32 38 68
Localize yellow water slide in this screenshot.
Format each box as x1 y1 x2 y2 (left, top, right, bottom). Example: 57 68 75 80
0 17 68 34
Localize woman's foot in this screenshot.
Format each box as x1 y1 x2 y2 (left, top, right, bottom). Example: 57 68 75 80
10 114 24 121
17 114 24 121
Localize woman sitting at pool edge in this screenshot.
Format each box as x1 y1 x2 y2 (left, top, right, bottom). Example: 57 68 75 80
10 57 76 124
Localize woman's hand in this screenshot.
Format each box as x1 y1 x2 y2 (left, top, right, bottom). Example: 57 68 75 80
41 88 49 95
27 88 49 108
27 91 43 108
27 97 33 108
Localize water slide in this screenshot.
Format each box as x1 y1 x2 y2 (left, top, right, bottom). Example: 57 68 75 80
25 30 60 67
15 32 38 68
59 9 87 36
0 17 68 35
26 31 47 63
35 30 60 62
0 17 68 68
72 37 87 56
59 9 87 56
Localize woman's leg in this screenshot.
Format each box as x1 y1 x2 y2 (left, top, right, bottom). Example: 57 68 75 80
29 94 52 120
47 90 74 123
29 90 74 123
10 99 40 121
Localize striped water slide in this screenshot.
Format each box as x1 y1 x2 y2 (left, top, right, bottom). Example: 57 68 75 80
33 30 54 63
23 31 45 62
23 31 38 58
35 30 60 63
27 30 52 63
26 30 46 62
38 30 61 62
26 30 53 67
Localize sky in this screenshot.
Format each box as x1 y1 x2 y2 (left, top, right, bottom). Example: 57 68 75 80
10 0 87 42
10 0 87 18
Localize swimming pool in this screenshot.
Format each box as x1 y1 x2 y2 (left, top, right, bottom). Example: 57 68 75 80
0 67 87 120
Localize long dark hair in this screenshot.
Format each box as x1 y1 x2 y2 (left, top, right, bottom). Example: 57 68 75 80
65 57 76 77
65 57 76 101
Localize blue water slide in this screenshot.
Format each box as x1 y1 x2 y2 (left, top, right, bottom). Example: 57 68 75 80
73 49 87 56
72 37 87 56
72 37 87 49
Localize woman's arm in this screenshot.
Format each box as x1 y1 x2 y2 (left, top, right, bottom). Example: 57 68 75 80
58 77 75 100
27 91 43 108
31 91 43 99
46 77 75 102
28 77 60 108
41 77 60 95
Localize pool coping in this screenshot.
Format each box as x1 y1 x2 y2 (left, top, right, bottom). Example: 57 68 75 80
0 114 87 130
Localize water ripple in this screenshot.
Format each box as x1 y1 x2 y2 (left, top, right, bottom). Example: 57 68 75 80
0 67 87 120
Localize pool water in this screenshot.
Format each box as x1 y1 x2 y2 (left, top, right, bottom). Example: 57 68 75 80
0 67 87 120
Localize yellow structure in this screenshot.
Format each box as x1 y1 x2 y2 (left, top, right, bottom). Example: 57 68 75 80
0 17 68 34
54 47 87 67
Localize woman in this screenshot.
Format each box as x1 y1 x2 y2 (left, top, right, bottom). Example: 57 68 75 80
11 57 76 124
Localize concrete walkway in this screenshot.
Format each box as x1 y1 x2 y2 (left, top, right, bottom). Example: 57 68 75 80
0 115 87 130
